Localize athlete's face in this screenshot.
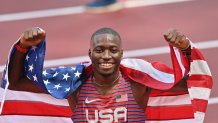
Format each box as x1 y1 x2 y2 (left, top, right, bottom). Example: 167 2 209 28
89 34 123 76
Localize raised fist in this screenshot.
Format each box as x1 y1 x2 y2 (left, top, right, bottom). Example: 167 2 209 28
19 27 46 48
164 28 190 51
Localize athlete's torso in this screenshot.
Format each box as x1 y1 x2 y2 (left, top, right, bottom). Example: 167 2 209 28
70 75 147 123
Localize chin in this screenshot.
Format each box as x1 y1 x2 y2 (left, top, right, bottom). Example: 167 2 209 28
99 70 114 76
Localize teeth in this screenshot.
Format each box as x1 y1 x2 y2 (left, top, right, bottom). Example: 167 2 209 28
100 63 112 67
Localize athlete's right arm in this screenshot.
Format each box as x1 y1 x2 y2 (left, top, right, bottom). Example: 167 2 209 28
8 27 46 93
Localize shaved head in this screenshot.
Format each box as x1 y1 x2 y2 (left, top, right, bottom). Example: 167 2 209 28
90 27 121 46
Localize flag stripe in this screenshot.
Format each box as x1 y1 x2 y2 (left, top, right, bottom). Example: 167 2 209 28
146 105 194 120
0 115 72 123
120 66 175 90
0 88 69 106
194 111 205 123
146 119 196 123
191 99 208 112
173 47 186 76
190 47 206 60
121 59 174 83
0 115 196 123
148 94 191 106
187 75 213 88
190 60 212 76
1 101 71 117
188 87 211 100
1 100 195 120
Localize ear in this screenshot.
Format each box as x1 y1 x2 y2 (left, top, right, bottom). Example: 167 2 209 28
88 49 91 59
120 49 123 58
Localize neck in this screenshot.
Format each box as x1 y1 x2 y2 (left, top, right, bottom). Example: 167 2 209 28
93 72 120 87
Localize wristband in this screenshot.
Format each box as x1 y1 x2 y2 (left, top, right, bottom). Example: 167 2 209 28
15 43 29 53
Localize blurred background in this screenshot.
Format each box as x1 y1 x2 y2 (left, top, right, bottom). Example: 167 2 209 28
0 0 217 122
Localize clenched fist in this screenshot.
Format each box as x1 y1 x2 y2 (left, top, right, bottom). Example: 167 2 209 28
164 28 190 51
19 27 46 48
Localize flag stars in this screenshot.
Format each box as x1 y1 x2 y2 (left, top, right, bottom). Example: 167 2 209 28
48 90 52 93
28 64 34 72
71 67 76 70
26 55 29 61
53 72 59 77
63 73 70 81
74 70 81 78
43 79 50 85
54 83 62 90
33 74 38 82
65 87 70 92
43 70 48 76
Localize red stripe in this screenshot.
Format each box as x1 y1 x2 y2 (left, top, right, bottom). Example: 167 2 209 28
150 89 188 97
146 105 194 120
120 65 175 90
1 101 71 117
150 61 174 74
1 101 195 121
191 48 206 60
191 99 208 112
170 46 184 82
187 75 213 88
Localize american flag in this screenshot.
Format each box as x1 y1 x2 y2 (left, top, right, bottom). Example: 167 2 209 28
0 40 213 123
116 93 128 102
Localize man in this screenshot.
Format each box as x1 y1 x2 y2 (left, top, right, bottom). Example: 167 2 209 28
2 27 212 122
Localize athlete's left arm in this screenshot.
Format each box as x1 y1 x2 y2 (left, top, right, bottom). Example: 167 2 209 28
163 28 191 92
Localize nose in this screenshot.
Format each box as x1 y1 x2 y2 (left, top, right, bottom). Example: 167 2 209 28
102 50 112 59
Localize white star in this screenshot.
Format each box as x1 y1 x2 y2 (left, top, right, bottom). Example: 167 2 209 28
53 72 59 77
71 67 76 70
65 87 70 92
74 70 81 78
43 70 49 76
43 79 50 85
28 64 34 72
48 90 52 93
54 83 62 90
63 73 70 81
26 55 29 61
33 74 38 82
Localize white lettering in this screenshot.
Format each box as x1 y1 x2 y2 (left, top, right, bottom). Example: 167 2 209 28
99 109 113 122
114 107 127 122
86 109 98 122
85 107 127 123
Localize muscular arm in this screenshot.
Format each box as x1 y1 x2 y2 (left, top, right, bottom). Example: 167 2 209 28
8 47 44 93
8 27 46 93
163 28 191 92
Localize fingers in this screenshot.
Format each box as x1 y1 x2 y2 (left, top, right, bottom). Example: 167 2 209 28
24 27 44 41
164 28 183 44
164 28 190 50
20 27 45 47
164 28 177 42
